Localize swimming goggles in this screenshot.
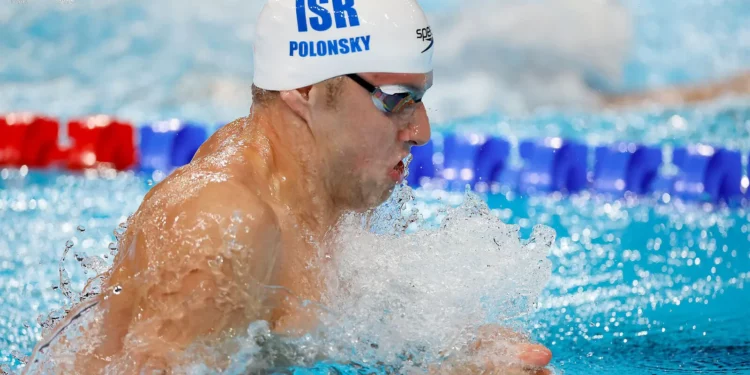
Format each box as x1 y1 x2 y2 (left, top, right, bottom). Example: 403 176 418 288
346 74 423 114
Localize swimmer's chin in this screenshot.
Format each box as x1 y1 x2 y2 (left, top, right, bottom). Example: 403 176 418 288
348 187 397 213
375 185 400 207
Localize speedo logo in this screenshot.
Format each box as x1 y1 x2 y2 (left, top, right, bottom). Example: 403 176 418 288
416 26 434 53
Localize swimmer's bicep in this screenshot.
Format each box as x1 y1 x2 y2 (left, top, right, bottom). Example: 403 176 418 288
112 205 281 356
160 184 283 283
161 190 283 299
95 266 273 368
135 264 275 346
111 188 282 334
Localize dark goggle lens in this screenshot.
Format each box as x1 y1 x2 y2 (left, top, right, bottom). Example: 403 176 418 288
375 90 422 113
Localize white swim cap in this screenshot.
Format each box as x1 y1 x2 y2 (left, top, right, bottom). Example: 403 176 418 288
253 0 434 91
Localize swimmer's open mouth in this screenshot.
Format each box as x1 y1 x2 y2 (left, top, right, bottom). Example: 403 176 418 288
389 160 406 182
394 160 405 174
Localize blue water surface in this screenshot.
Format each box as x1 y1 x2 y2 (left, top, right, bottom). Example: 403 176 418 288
1 170 749 374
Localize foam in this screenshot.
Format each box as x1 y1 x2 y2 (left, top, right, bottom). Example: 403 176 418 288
313 186 555 369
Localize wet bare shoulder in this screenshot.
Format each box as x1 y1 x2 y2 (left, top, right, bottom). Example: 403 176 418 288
130 174 281 274
93 178 283 370
192 117 248 160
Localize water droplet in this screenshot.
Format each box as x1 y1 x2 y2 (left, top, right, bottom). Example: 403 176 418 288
77 225 85 232
65 240 74 248
113 285 123 295
10 350 28 364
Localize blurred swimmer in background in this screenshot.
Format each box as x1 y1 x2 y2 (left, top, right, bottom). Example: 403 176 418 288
428 0 750 119
602 70 750 107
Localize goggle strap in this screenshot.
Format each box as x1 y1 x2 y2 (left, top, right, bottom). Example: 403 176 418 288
346 74 377 94
347 74 421 113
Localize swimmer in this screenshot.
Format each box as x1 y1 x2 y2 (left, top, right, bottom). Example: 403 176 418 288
25 0 552 373
603 70 750 107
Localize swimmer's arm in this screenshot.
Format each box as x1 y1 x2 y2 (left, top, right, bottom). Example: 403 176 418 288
603 71 750 107
427 326 552 375
96 185 282 371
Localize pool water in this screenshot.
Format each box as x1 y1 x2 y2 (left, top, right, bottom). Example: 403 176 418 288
3 0 750 121
3 0 750 373
498 192 750 374
1 170 749 374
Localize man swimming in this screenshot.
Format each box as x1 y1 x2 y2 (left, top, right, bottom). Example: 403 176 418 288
24 0 552 373
603 70 750 107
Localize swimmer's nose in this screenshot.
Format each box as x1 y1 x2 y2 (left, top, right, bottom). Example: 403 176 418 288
401 103 431 147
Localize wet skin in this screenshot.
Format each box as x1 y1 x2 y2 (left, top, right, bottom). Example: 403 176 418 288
25 72 551 374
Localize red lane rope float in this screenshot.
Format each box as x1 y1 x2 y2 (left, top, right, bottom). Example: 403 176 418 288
1 113 137 171
0 113 61 168
65 115 137 170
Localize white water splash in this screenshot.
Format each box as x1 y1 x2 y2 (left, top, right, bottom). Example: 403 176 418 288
308 186 554 369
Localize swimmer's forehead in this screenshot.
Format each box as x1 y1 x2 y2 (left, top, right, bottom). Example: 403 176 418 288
359 72 434 92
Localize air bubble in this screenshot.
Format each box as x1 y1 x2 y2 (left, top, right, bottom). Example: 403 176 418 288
10 350 28 364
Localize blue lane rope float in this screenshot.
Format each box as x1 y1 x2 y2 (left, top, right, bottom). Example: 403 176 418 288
170 124 208 168
139 120 208 173
139 121 181 173
406 139 435 188
594 143 663 196
672 146 743 203
474 137 511 189
517 138 588 194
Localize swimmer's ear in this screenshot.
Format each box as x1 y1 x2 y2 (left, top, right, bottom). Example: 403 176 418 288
280 86 313 123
